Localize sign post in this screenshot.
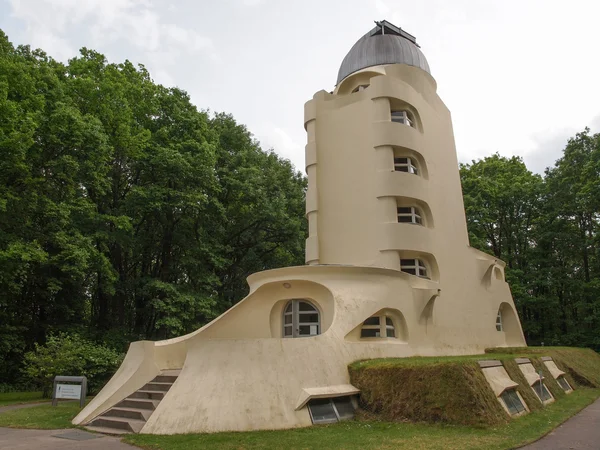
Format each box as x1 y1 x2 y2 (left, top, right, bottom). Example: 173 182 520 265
52 376 87 408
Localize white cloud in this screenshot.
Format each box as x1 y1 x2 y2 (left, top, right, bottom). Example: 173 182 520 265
255 122 304 172
374 0 390 15
241 0 266 6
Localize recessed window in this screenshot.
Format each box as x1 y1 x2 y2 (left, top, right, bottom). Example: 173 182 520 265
400 259 429 279
307 396 355 424
532 381 552 402
361 315 396 338
283 299 320 338
394 157 418 174
391 110 413 127
351 84 369 93
496 310 503 331
557 377 572 392
500 389 526 415
397 206 422 225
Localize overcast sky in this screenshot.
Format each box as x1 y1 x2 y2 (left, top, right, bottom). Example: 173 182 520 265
1 0 599 174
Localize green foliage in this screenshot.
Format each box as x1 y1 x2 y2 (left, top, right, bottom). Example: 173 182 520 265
0 30 306 385
461 139 600 350
21 333 123 396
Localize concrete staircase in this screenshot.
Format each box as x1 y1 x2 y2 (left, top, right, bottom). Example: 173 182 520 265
86 369 180 434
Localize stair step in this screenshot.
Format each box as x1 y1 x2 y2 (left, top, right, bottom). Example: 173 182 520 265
152 375 178 383
129 390 165 400
103 406 151 421
142 382 173 392
89 416 146 433
117 398 159 410
85 425 131 435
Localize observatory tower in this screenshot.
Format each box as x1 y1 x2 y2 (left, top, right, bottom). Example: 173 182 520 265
74 21 526 435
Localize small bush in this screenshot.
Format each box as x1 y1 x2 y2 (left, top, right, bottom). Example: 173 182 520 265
22 333 124 397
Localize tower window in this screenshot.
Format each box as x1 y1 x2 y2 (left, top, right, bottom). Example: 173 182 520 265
500 389 526 416
360 315 396 338
394 157 418 174
496 310 503 331
391 110 413 127
351 84 369 93
283 299 320 338
400 259 428 278
397 206 422 224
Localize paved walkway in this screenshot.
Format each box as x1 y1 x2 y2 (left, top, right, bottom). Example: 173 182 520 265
521 397 600 449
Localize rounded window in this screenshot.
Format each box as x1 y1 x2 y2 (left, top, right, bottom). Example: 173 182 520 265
283 299 320 338
361 314 396 338
400 258 429 278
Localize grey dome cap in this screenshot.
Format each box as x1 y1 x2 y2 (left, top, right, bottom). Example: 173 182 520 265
337 21 430 84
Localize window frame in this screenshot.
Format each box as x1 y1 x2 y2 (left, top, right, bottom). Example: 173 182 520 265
391 110 413 127
307 396 355 424
532 381 552 402
496 309 503 332
400 258 429 279
360 314 397 339
500 389 526 415
397 206 423 225
557 376 572 392
394 156 419 174
283 299 320 338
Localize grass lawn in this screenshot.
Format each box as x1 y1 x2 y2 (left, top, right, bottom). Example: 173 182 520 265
0 401 82 429
0 391 45 407
124 388 600 450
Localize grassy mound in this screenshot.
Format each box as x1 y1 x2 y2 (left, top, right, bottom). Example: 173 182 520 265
349 347 600 427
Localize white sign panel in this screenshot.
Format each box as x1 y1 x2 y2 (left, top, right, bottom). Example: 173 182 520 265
56 384 82 400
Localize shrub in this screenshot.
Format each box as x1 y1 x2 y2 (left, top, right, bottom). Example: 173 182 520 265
22 333 124 397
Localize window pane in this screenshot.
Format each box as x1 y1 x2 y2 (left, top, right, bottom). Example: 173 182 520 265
533 382 552 402
385 317 393 326
417 260 426 269
394 157 408 164
284 315 292 324
557 377 571 391
398 216 413 223
361 328 380 338
400 259 415 266
386 327 396 338
363 317 380 326
284 326 293 337
308 399 338 424
299 313 319 323
410 166 418 175
402 268 417 275
299 325 319 336
298 301 317 312
501 390 525 415
333 397 355 420
397 207 412 214
395 165 409 172
285 302 293 313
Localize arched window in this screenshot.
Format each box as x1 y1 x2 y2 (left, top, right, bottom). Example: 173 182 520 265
283 299 320 338
391 110 414 127
397 206 422 224
394 157 418 174
400 259 429 278
496 309 503 331
361 314 396 338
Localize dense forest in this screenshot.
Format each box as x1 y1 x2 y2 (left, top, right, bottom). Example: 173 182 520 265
1 31 598 388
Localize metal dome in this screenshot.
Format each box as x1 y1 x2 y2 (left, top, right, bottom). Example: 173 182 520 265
337 21 430 84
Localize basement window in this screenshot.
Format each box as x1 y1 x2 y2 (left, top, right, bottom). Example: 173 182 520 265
394 157 418 174
361 315 396 338
557 377 572 392
532 381 552 402
496 310 503 331
400 259 429 279
500 389 526 415
391 110 413 127
307 396 355 424
397 206 422 225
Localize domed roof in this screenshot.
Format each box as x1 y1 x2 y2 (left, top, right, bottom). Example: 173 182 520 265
337 21 430 84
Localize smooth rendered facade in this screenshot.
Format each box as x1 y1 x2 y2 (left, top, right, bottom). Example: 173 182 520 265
74 20 527 435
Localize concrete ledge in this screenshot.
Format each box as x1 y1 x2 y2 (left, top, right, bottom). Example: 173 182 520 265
515 358 530 364
541 356 553 361
295 384 360 410
478 360 503 368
